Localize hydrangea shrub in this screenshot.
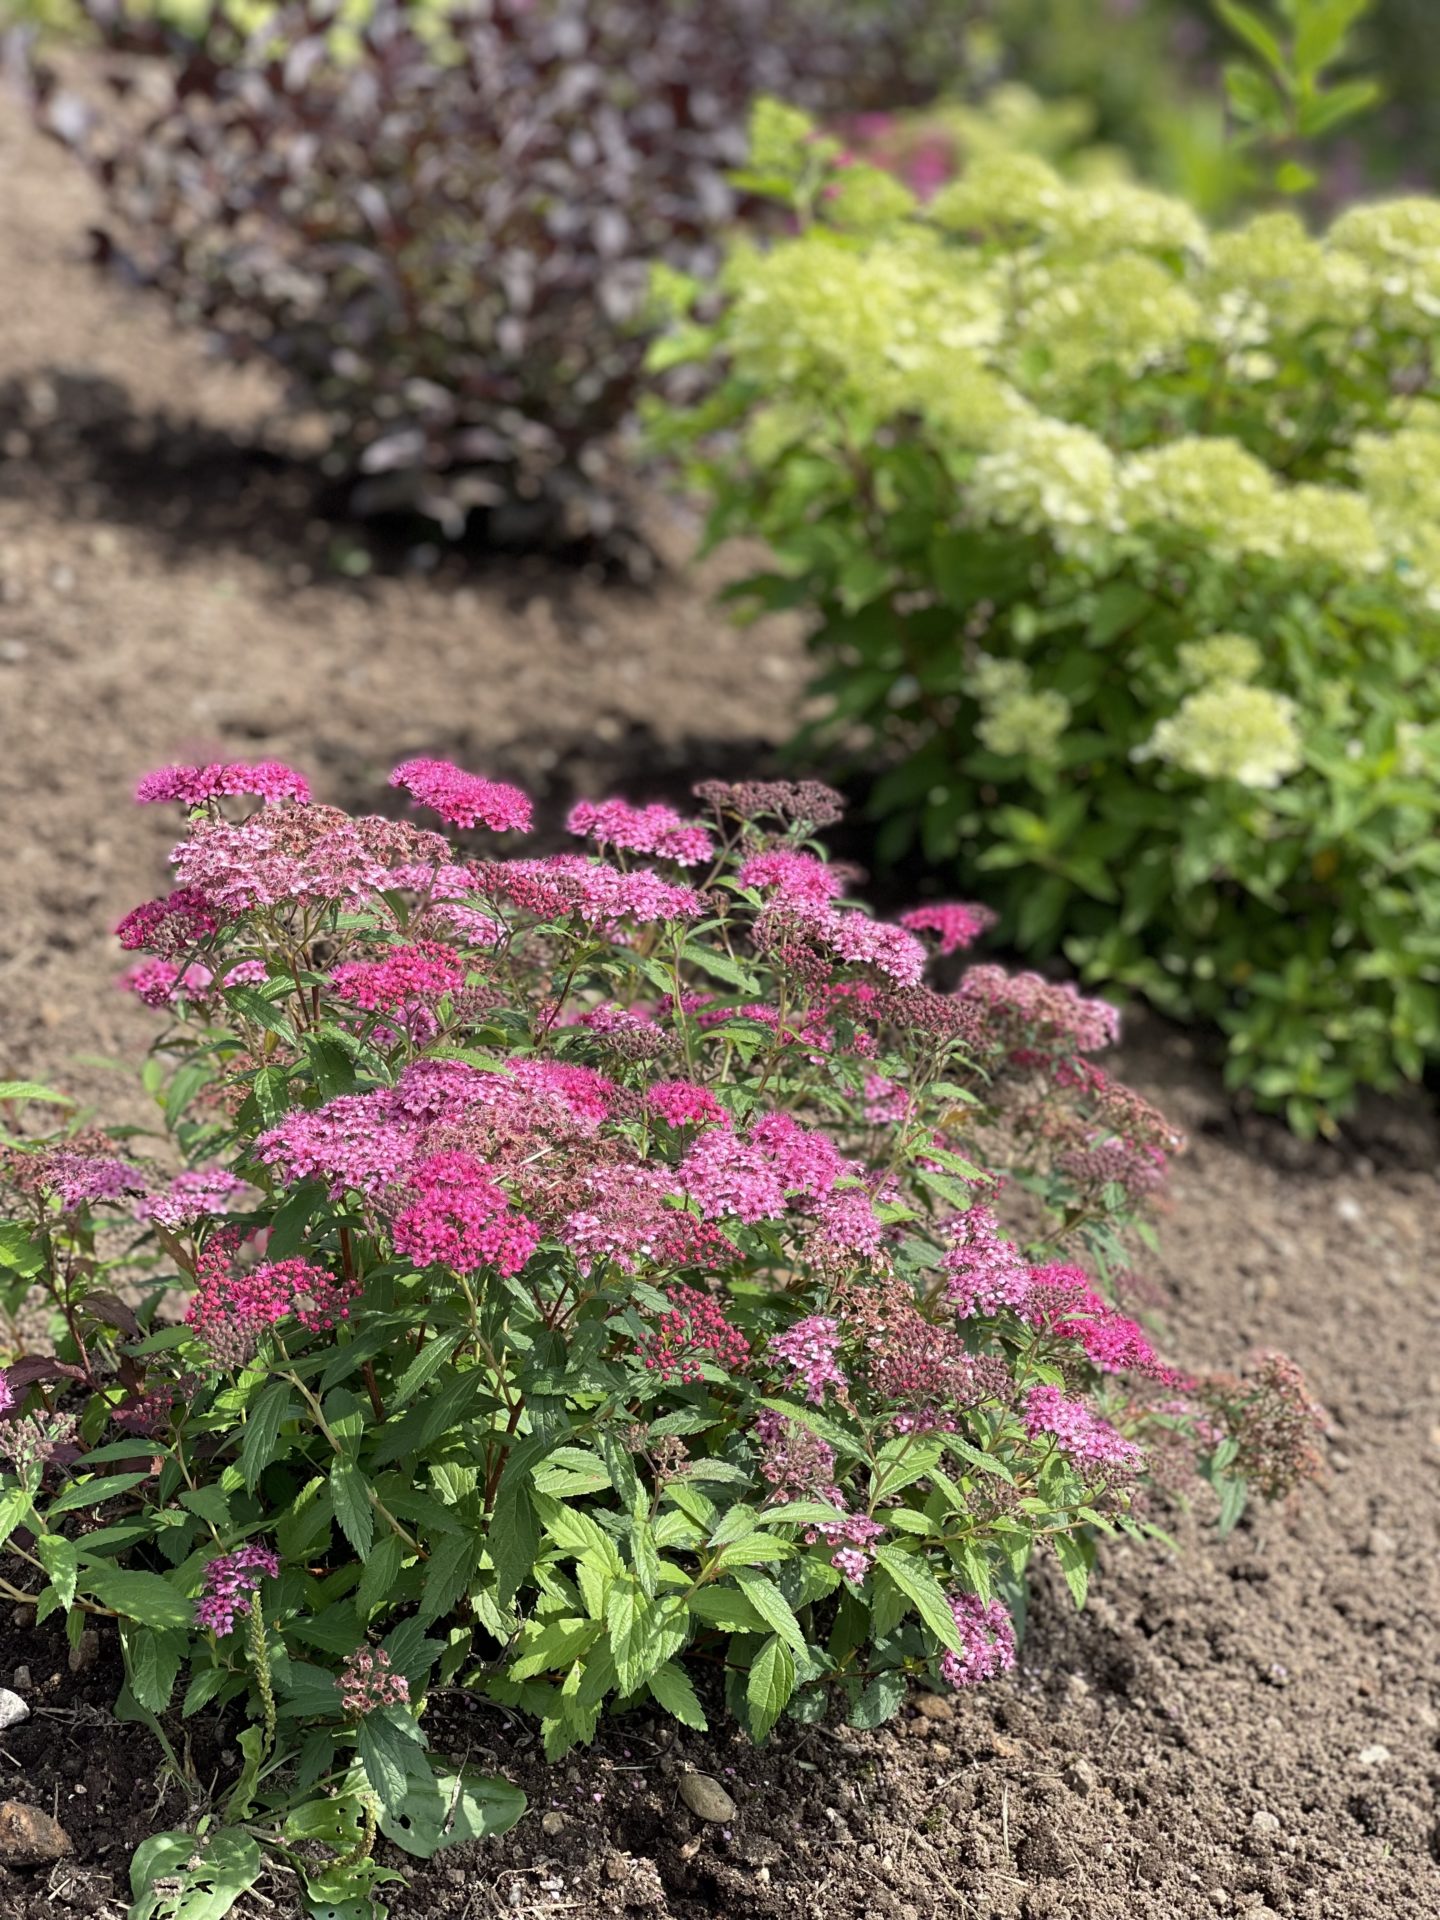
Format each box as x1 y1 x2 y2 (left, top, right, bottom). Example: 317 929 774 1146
653 105 1440 1133
0 760 1320 1903
30 0 954 546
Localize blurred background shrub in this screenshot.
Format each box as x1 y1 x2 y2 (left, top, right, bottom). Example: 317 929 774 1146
29 0 963 545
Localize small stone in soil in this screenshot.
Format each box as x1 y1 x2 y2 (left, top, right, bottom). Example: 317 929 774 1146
540 1812 566 1837
0 1691 28 1731
1250 1809 1281 1835
0 1801 73 1866
1065 1758 1099 1795
912 1692 953 1722
11 1667 30 1692
678 1772 737 1823
1356 1744 1392 1766
67 1631 99 1675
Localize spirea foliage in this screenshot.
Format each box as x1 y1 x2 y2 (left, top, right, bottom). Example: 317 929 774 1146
653 104 1440 1134
32 0 952 545
0 760 1320 1903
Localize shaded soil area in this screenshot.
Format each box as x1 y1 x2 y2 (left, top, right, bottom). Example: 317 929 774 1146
0 84 1437 1920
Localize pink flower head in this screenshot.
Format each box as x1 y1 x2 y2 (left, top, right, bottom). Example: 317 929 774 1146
136 1165 247 1231
0 1371 17 1418
195 1541 280 1635
825 913 928 986
939 1591 1017 1689
648 1080 729 1131
115 887 220 956
831 1546 871 1581
329 939 467 1014
391 1150 538 1276
1024 1263 1181 1380
957 966 1120 1061
471 855 701 930
338 1645 411 1718
898 901 997 956
1023 1383 1143 1474
389 758 533 834
122 958 215 1008
186 1247 360 1362
44 1150 147 1210
635 1283 750 1384
567 798 714 867
506 1059 616 1128
258 1093 413 1199
769 1315 848 1405
754 1407 841 1504
135 761 311 808
737 850 846 908
941 1207 1033 1318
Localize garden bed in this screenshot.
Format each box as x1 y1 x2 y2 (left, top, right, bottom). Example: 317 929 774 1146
0 89 1436 1920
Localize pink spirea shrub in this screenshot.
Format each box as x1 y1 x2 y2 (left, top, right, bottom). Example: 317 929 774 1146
0 759 1321 1793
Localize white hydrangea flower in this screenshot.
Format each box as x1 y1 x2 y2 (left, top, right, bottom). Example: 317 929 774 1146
971 653 1070 760
968 413 1123 555
1120 437 1286 559
1178 634 1262 684
1141 682 1302 788
1329 198 1440 327
1274 485 1385 576
1208 211 1372 342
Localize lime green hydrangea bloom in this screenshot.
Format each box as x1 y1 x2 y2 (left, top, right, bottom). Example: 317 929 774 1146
1142 683 1302 789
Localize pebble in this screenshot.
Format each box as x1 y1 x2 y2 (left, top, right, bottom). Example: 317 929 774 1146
678 1772 736 1824
540 1812 566 1837
1250 1809 1281 1836
1366 1527 1398 1559
1357 1744 1391 1767
11 1667 31 1693
1335 1194 1363 1226
0 1802 73 1866
0 1691 28 1732
1065 1758 1099 1796
913 1692 953 1723
67 1630 100 1675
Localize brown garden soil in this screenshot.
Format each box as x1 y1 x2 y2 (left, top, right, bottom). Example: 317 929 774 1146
0 80 1438 1920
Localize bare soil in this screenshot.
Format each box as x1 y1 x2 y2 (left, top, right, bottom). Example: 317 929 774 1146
0 84 1437 1920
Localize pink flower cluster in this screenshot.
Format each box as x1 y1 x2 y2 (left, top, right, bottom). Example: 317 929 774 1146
679 1113 844 1225
115 887 219 956
635 1284 751 1383
899 901 997 956
568 798 714 867
941 1207 1033 1317
338 1645 411 1718
1025 1263 1185 1383
648 1080 729 1130
769 1315 848 1404
737 850 846 908
187 1245 361 1363
957 966 1120 1061
195 1542 280 1635
136 761 311 808
43 1150 147 1210
136 1165 248 1231
330 940 467 1013
1023 1384 1143 1473
472 855 702 931
389 758 533 834
172 808 449 915
392 1151 539 1276
754 1408 842 1505
939 1591 1018 1689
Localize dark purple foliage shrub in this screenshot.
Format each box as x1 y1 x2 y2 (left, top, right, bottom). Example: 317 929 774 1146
35 0 959 544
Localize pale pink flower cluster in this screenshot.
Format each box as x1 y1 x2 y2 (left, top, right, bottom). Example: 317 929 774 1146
941 1206 1033 1317
679 1112 844 1225
44 1151 147 1209
957 966 1120 1060
195 1542 280 1635
769 1314 848 1404
824 913 928 985
389 758 533 833
863 1075 910 1127
472 855 702 930
568 798 714 867
563 1164 737 1275
115 887 219 955
939 1591 1018 1689
899 901 997 956
338 1645 410 1718
136 1165 248 1230
1023 1383 1143 1473
136 761 311 807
